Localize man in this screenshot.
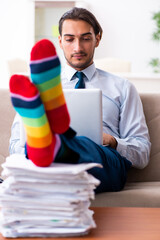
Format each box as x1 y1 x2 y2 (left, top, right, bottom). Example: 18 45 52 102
9 7 151 193
58 7 150 164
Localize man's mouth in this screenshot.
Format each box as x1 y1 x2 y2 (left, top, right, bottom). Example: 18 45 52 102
72 53 87 59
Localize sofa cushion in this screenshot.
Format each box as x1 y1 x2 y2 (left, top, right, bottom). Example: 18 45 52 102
91 181 160 207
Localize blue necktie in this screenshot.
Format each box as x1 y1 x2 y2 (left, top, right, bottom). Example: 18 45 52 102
75 71 85 89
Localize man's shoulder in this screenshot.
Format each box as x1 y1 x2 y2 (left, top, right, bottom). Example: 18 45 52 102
95 68 139 98
96 68 129 85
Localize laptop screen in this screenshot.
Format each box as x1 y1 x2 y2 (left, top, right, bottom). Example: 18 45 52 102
20 89 103 146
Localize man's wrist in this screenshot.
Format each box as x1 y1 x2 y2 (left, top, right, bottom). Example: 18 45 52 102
110 136 117 149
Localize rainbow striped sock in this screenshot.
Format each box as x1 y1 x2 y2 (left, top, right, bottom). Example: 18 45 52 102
30 39 70 134
9 74 58 167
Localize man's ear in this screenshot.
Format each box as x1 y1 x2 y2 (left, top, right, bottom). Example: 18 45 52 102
95 34 101 48
58 35 62 49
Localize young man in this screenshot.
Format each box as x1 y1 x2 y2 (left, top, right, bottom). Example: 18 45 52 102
9 7 150 193
58 7 150 164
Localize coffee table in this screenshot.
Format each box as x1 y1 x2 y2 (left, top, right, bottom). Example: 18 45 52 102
1 207 160 240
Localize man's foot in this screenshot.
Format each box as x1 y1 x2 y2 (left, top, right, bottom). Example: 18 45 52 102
30 39 70 134
9 74 57 167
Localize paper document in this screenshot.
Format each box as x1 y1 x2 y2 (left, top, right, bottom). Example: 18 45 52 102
0 154 101 238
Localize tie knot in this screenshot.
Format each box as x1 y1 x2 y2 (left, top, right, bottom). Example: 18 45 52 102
75 71 85 89
75 71 83 79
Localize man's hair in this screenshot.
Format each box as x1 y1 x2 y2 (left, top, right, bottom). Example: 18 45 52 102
59 7 103 39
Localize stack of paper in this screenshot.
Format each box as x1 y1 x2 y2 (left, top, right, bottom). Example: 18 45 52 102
0 154 101 238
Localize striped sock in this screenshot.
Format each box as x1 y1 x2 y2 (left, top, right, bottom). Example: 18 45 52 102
30 39 70 134
9 74 59 167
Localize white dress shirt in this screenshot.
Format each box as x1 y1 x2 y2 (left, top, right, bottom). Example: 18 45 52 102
61 63 151 169
9 63 151 169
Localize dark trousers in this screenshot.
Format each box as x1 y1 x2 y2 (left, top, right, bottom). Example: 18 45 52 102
56 130 132 194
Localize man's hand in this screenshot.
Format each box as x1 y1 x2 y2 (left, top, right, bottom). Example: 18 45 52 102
103 133 117 149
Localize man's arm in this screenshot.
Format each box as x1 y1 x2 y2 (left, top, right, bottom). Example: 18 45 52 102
115 82 151 169
9 114 25 155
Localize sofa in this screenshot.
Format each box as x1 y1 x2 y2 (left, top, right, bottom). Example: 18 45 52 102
0 89 160 207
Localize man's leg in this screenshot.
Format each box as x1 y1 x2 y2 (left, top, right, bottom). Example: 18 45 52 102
30 39 70 134
9 75 61 167
56 134 132 193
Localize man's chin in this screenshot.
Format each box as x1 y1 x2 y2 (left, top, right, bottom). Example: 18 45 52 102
67 61 89 70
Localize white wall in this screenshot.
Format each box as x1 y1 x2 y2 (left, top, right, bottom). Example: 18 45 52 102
0 0 160 88
86 0 160 73
0 0 35 89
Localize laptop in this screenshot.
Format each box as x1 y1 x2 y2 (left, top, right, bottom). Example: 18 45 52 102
20 89 103 146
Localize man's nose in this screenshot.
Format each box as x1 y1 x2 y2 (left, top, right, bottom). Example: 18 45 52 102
74 39 82 52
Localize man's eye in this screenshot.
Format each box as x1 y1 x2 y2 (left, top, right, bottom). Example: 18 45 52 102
65 38 73 42
83 37 91 41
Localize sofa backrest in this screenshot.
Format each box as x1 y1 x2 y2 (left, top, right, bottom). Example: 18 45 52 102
0 89 15 175
127 93 160 182
0 89 159 182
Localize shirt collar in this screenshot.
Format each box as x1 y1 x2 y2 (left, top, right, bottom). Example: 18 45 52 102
64 63 96 82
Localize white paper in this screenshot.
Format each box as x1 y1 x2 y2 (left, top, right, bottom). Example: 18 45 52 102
3 154 102 175
0 154 100 238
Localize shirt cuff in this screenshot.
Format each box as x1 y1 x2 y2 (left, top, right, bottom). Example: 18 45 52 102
115 137 128 158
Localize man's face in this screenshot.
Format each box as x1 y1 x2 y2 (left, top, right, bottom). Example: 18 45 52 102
59 19 100 71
